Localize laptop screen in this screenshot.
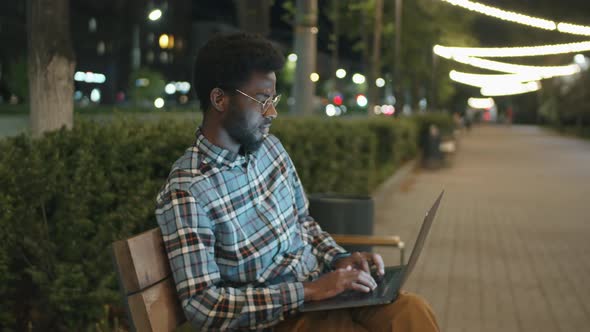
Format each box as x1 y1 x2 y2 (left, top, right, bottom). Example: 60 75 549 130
398 190 444 288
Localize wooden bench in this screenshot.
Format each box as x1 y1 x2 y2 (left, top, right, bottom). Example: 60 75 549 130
112 227 404 332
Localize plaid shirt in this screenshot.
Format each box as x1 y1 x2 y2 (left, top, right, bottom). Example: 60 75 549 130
155 129 348 331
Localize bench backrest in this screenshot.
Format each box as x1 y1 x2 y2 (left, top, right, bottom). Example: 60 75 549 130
112 227 186 332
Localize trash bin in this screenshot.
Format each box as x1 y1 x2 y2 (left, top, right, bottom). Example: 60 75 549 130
307 194 373 253
422 124 443 169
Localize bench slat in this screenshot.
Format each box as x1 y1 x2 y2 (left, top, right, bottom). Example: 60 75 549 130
127 277 186 331
113 228 171 294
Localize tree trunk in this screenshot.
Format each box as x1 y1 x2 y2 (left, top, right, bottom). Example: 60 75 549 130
368 0 383 115
27 0 75 137
394 0 403 108
291 0 318 115
331 0 340 91
234 0 272 36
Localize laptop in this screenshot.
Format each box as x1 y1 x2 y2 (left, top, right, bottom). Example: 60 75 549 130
300 190 444 312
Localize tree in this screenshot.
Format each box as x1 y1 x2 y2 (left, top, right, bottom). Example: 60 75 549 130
291 0 318 115
4 57 29 102
330 0 476 111
234 0 273 36
367 0 383 114
128 67 166 106
27 0 75 137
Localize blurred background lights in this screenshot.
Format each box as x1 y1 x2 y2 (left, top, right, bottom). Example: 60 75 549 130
332 94 343 106
175 81 191 93
386 95 397 105
468 97 495 109
135 78 150 87
336 68 347 78
352 73 366 84
419 98 428 111
325 104 336 117
356 94 368 107
154 98 165 109
380 105 395 116
288 53 297 62
148 9 162 21
90 88 101 103
375 78 385 87
574 54 589 70
165 83 176 94
74 71 106 84
159 34 174 49
310 72 320 82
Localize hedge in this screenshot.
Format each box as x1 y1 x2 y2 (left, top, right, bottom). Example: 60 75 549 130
0 113 453 331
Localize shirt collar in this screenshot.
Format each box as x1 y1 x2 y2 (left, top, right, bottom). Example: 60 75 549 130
194 128 252 168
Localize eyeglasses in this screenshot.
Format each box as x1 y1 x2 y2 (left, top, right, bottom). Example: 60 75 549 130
235 89 281 115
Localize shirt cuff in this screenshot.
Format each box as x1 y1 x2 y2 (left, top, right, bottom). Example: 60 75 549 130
329 251 352 270
280 282 305 315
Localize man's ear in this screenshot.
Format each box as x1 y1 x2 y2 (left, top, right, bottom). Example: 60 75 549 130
210 88 226 112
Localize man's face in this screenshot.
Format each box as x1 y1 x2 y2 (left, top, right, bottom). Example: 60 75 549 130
223 72 278 153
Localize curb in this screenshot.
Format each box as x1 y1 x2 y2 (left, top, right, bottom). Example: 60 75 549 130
371 159 418 197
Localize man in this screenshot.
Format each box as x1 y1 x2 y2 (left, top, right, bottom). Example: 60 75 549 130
155 32 440 331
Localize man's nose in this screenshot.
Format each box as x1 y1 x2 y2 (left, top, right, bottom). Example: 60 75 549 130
264 104 278 119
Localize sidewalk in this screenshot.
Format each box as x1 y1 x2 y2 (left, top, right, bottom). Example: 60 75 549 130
373 125 590 332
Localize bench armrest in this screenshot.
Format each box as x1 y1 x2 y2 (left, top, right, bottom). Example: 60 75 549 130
331 234 404 248
331 234 406 264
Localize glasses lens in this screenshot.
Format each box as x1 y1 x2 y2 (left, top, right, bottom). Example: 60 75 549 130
261 95 281 113
272 95 281 107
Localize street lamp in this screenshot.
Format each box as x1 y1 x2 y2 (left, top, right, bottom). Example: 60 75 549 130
148 9 162 21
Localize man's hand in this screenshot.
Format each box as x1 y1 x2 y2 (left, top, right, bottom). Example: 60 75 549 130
302 266 377 301
333 251 385 276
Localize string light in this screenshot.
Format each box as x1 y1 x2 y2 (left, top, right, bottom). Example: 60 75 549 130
449 70 542 87
558 23 590 36
450 70 542 96
439 0 590 36
480 81 541 96
434 51 581 77
434 41 590 58
440 0 555 30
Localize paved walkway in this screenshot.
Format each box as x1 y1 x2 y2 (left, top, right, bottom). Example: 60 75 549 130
373 125 590 332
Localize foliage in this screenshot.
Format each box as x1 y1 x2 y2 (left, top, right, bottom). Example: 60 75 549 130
4 57 29 101
539 70 590 134
127 67 166 105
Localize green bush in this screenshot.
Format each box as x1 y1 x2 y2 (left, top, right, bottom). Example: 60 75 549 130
0 112 451 330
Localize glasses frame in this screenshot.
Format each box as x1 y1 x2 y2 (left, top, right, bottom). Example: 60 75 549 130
235 89 281 115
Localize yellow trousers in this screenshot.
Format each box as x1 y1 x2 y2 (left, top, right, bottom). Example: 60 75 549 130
274 292 440 332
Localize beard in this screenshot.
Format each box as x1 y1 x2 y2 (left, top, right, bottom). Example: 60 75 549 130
223 102 269 153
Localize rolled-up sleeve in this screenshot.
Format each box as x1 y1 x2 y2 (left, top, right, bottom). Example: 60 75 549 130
155 188 304 331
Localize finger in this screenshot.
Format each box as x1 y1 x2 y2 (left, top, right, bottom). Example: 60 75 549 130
351 251 364 268
355 270 377 289
349 281 371 293
360 255 370 273
371 253 385 275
